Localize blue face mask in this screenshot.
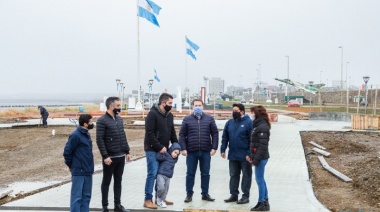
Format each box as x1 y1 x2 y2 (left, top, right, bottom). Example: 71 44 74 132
194 107 203 115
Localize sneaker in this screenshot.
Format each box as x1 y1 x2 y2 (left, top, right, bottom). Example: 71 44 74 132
159 200 167 208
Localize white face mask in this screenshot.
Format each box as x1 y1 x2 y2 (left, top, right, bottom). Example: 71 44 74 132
250 114 255 121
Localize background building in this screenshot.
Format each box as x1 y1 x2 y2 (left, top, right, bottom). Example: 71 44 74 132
209 77 225 95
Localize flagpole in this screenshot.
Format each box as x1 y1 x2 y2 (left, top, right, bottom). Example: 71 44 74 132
136 0 142 110
185 36 191 114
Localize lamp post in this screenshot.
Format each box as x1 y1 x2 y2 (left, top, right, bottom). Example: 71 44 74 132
363 76 370 114
346 62 349 113
116 79 121 97
338 46 343 104
309 81 314 113
122 86 125 110
148 79 154 111
285 56 289 102
119 82 124 109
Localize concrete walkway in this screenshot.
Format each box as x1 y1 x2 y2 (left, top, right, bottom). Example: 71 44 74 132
0 115 351 211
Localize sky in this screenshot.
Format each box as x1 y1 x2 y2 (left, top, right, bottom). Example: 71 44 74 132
1 0 380 99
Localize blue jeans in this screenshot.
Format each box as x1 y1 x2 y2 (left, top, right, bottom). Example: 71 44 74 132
71 175 92 212
229 160 252 198
186 151 211 196
255 159 268 202
144 151 159 201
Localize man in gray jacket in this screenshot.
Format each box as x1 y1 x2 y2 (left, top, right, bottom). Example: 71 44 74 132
96 97 131 212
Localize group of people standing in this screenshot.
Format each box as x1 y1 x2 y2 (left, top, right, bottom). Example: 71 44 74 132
63 93 271 212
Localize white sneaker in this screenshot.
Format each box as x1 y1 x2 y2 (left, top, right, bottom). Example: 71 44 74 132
160 201 167 208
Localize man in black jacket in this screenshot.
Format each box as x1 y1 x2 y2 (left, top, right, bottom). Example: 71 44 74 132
179 99 218 203
143 93 178 209
96 97 131 212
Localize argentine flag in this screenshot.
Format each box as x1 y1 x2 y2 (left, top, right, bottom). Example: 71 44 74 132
138 0 161 27
186 37 200 51
186 49 196 60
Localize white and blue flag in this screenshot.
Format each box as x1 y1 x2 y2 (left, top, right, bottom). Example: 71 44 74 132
186 37 199 51
138 0 161 27
186 36 199 60
186 49 196 60
154 69 160 82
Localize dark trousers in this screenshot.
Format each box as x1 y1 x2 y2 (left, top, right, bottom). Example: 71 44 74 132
186 151 211 196
229 160 252 198
42 115 48 126
101 156 125 207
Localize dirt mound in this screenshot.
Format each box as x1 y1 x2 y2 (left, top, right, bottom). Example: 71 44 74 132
301 131 380 211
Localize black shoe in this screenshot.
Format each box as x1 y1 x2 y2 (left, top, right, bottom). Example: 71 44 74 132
224 195 238 202
250 202 266 211
102 206 109 212
264 198 270 211
114 204 130 212
184 195 192 203
201 194 215 201
237 196 249 204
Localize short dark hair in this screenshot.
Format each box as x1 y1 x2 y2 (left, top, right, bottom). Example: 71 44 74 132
232 103 245 113
158 93 173 105
192 98 204 106
79 114 92 126
105 97 120 109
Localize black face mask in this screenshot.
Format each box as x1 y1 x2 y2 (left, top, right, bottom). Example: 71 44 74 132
232 111 241 120
87 124 94 130
164 105 172 112
113 108 121 115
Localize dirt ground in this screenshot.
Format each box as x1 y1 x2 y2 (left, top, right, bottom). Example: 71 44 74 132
1 114 380 211
301 131 380 211
0 118 147 205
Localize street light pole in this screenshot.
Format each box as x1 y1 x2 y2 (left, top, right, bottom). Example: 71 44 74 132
309 81 314 113
148 79 153 111
346 62 349 113
122 86 125 110
363 76 370 114
338 46 343 104
285 56 289 102
116 79 121 97
119 82 124 109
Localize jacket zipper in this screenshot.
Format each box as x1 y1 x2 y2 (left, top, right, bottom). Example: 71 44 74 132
198 119 201 150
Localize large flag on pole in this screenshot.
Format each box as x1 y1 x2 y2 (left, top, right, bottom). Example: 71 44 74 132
154 69 160 82
186 36 199 60
138 0 161 27
186 49 196 60
186 37 199 51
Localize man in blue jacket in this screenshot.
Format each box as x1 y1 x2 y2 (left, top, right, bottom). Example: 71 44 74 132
38 105 49 127
221 103 253 204
179 99 219 203
63 114 95 212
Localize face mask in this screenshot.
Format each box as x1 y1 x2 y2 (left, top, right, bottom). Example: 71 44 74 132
250 114 255 121
113 108 121 114
194 107 202 115
164 104 172 112
87 123 94 130
232 111 241 120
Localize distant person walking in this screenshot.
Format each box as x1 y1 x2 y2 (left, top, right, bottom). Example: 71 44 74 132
179 99 218 203
221 103 253 204
143 93 178 209
38 105 49 127
63 114 95 212
247 105 271 211
96 97 131 212
155 143 181 208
